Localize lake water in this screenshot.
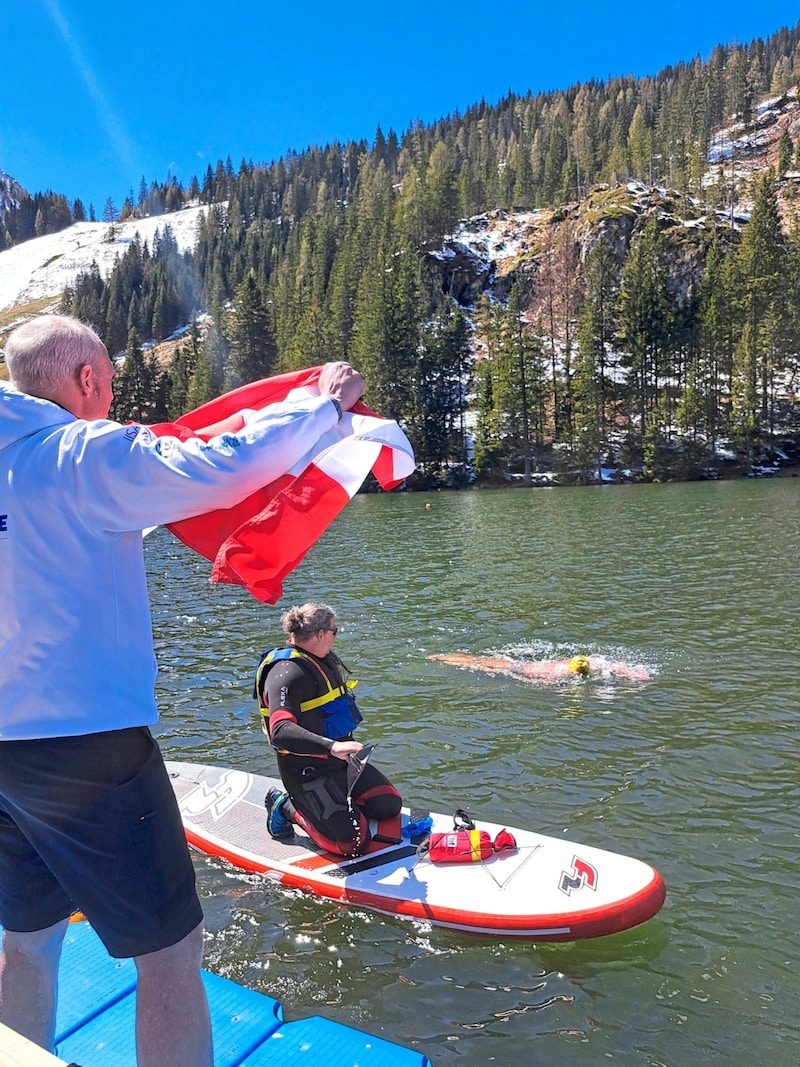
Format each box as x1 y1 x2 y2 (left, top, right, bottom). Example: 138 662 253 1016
146 476 800 1066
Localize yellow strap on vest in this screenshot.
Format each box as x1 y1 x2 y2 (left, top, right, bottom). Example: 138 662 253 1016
299 678 357 712
256 647 358 720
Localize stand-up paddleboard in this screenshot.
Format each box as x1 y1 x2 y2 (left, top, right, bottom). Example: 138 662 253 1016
166 761 665 941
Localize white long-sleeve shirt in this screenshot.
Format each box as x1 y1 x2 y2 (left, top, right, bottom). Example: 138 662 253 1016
0 381 340 739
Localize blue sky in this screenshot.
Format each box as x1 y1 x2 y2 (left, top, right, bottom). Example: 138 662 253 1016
3 1 800 214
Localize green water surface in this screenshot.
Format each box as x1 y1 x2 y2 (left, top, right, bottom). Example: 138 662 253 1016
147 477 800 1066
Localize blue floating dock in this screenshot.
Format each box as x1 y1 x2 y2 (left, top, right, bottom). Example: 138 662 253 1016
44 921 431 1066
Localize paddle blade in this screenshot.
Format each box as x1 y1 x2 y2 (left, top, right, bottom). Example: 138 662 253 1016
346 743 377 796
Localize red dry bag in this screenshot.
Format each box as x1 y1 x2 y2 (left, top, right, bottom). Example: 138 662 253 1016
428 829 493 863
427 826 518 864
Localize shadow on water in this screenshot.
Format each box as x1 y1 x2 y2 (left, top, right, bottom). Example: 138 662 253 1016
147 478 800 1065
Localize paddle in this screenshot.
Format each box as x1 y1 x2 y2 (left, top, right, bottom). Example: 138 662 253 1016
346 742 377 798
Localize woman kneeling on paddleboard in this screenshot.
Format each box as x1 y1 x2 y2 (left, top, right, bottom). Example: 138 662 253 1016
255 602 402 857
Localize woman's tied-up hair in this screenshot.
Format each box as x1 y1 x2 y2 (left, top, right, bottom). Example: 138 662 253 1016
281 602 336 641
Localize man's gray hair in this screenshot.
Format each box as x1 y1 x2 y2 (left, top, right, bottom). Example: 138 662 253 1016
4 315 108 396
281 603 336 640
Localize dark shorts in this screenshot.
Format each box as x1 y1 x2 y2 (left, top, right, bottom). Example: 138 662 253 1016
0 727 202 958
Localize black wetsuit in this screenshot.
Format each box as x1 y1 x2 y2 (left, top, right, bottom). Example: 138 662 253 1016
260 648 401 856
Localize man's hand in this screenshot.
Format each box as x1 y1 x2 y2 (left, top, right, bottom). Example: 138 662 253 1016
318 362 365 412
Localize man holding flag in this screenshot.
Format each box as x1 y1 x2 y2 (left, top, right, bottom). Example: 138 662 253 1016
0 314 411 1066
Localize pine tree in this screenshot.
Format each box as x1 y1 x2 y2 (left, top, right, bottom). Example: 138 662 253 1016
474 284 545 481
186 320 228 409
777 128 794 177
350 236 420 420
349 166 419 419
407 305 472 472
185 349 216 411
168 324 202 417
628 104 653 183
728 170 787 452
111 329 156 422
506 280 542 482
226 270 275 386
533 223 582 443
575 237 619 477
471 297 507 479
422 142 459 240
616 218 675 465
695 234 736 450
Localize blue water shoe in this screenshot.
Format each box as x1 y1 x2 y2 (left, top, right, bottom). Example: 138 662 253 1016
265 787 293 840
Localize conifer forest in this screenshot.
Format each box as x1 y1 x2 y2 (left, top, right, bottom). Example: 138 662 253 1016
6 23 800 485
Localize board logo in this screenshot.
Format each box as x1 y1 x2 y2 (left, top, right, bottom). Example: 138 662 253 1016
180 770 253 820
559 855 598 896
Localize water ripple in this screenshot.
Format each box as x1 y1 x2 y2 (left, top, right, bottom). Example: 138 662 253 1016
146 478 800 1065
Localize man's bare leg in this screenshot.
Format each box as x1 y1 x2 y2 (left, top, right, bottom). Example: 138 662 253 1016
0 918 68 1051
134 920 212 1067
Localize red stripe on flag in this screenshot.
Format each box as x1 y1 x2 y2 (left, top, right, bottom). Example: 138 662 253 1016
210 464 348 603
164 473 293 566
145 367 415 602
372 442 400 490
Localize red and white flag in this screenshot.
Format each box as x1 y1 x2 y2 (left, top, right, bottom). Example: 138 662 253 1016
148 367 415 603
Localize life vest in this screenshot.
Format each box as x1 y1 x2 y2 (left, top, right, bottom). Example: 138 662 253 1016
254 647 363 742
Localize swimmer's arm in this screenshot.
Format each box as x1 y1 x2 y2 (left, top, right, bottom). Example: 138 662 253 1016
588 657 651 681
612 665 652 681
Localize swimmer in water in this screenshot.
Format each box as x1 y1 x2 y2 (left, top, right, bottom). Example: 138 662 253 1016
427 652 651 683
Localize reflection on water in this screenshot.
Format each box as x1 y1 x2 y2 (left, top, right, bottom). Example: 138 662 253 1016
147 478 800 1065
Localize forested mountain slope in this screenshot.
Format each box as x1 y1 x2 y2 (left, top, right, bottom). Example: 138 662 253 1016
3 23 800 484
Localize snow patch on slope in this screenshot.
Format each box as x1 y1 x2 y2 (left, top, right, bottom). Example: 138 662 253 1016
0 205 208 312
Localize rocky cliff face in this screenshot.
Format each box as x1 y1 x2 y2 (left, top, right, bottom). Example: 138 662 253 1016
431 186 725 315
0 171 26 217
430 87 800 318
